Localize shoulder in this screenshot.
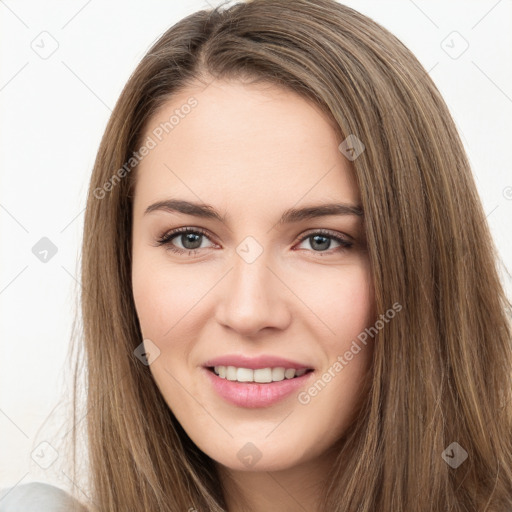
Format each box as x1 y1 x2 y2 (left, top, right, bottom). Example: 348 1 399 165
0 482 87 512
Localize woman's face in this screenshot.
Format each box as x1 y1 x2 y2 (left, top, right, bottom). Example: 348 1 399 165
131 79 375 472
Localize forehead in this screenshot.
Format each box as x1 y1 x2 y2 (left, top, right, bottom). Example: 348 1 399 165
133 80 360 212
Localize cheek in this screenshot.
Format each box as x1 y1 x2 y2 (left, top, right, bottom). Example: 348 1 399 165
132 257 199 341
132 271 169 340
131 262 197 400
291 267 374 442
297 262 374 344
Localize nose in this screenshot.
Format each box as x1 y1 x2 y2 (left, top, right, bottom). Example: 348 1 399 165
214 249 292 338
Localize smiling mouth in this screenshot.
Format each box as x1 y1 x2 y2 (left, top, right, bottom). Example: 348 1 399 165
206 366 314 383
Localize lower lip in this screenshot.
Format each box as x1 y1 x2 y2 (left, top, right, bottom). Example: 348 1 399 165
202 367 314 408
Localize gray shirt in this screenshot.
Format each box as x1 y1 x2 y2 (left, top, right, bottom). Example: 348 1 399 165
0 482 87 512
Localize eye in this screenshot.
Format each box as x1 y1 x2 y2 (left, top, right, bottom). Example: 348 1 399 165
155 227 216 255
294 229 353 255
155 227 353 257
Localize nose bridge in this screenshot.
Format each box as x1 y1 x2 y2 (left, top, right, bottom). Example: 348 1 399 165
214 236 291 335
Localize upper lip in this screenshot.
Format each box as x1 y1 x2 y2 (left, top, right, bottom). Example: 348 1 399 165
203 354 314 370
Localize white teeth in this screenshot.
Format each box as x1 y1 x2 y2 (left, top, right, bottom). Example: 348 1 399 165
237 367 253 382
284 368 296 379
226 366 237 381
254 368 272 383
271 367 285 381
211 365 310 383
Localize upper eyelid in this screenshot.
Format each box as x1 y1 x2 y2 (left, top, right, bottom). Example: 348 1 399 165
296 228 353 242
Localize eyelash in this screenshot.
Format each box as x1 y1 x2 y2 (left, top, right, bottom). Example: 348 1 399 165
155 226 353 257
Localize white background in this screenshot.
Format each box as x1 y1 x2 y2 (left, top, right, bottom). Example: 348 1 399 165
1 0 511 491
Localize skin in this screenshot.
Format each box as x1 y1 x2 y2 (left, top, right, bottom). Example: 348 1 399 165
131 79 375 512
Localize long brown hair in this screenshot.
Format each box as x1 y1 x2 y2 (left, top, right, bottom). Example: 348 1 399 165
69 0 512 510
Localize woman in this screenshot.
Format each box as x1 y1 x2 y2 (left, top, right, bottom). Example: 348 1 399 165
4 0 511 510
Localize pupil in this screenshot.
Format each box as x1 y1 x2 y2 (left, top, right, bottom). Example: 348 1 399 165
311 235 330 251
182 233 201 250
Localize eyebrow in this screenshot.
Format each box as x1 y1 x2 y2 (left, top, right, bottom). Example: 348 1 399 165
144 199 363 224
